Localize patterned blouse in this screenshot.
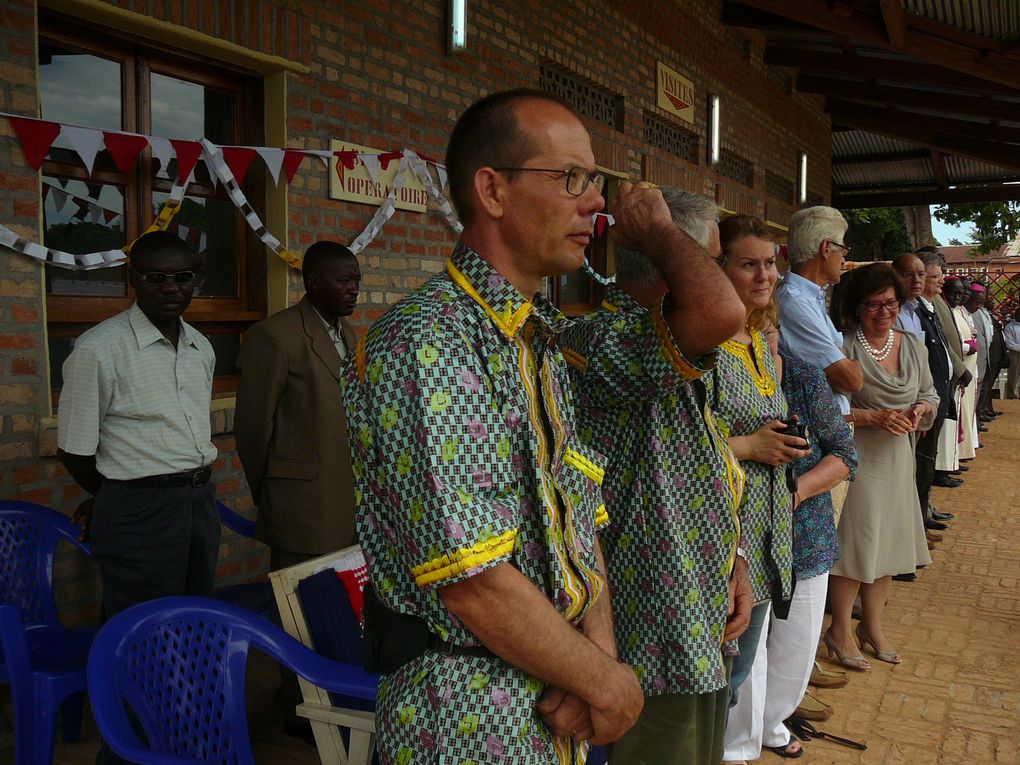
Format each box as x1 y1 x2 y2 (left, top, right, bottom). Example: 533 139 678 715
565 286 745 698
706 330 794 604
343 243 691 765
779 352 858 579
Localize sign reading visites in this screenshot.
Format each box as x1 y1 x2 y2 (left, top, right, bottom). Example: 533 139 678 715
656 62 695 124
329 139 428 212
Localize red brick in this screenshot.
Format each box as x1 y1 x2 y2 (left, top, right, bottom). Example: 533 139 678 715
13 464 39 485
15 487 53 505
10 304 39 323
11 356 37 375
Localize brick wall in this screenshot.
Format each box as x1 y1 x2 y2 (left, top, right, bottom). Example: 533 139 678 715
0 0 831 625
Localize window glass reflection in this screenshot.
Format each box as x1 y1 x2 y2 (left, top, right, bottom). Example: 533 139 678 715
207 333 240 377
39 43 121 159
43 177 126 296
150 192 237 297
150 72 236 144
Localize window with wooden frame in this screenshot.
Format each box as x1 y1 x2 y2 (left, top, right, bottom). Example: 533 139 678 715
39 18 267 395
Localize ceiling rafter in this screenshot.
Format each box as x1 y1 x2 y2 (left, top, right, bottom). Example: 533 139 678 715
730 0 1020 90
878 0 907 49
826 99 1020 145
834 185 1020 207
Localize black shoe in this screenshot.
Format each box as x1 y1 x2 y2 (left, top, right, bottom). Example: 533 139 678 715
892 573 917 582
956 464 969 472
931 510 955 521
283 720 316 746
978 424 989 432
925 519 949 531
933 475 963 488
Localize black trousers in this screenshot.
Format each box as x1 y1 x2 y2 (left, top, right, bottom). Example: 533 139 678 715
977 363 995 415
92 479 220 765
91 479 220 621
915 413 945 524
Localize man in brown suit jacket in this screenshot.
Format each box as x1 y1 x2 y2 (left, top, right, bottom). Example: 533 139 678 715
235 240 360 562
233 240 360 738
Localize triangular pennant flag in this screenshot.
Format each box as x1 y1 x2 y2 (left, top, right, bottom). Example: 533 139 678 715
169 139 203 184
361 154 380 183
49 186 69 213
199 232 207 252
87 202 102 223
62 125 105 175
187 227 201 245
307 149 332 168
86 182 103 202
378 151 402 170
148 136 173 179
436 165 449 191
177 224 190 242
336 151 358 170
102 208 118 223
102 131 149 174
221 147 257 186
283 150 305 184
8 116 62 170
72 200 88 221
255 147 285 185
595 215 607 237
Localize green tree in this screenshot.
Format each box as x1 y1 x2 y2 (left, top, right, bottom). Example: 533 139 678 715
838 207 912 261
932 202 1020 255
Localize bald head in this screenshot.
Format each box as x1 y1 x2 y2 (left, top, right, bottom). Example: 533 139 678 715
892 253 925 300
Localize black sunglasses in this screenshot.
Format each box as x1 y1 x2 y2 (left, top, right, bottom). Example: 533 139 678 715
132 268 197 285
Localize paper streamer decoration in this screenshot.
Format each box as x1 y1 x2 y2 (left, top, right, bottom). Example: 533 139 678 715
403 149 463 235
200 139 301 267
348 154 409 254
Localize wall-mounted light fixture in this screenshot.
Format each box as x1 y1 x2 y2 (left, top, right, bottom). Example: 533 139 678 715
797 151 808 204
448 0 467 53
708 94 720 165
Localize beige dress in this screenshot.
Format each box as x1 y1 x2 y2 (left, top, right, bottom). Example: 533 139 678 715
953 306 979 460
831 330 937 583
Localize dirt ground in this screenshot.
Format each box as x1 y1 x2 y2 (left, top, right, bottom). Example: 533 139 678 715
6 402 1018 765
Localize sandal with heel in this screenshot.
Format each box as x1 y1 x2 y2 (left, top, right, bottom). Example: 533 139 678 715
855 622 902 664
822 630 870 671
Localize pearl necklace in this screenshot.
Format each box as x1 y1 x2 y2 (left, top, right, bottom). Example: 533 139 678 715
856 326 895 361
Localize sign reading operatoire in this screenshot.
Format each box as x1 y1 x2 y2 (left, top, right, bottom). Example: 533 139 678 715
329 139 427 212
656 62 695 123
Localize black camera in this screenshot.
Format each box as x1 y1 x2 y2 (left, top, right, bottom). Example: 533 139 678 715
777 417 811 449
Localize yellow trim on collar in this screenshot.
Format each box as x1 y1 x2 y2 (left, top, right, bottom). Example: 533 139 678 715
411 528 518 587
355 334 367 384
561 347 588 371
594 504 610 528
720 331 777 397
652 308 704 382
563 448 605 485
446 260 532 338
601 299 620 313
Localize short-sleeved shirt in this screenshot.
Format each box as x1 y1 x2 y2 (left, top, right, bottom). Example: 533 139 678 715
776 272 851 415
895 299 924 340
57 303 216 479
343 243 684 765
780 352 858 579
706 331 794 604
565 286 745 698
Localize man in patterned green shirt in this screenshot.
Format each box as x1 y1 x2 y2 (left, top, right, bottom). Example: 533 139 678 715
566 188 753 765
342 90 735 765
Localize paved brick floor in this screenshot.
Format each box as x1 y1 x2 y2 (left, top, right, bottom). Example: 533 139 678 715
6 402 1018 764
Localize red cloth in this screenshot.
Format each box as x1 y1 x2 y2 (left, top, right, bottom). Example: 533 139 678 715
336 565 369 624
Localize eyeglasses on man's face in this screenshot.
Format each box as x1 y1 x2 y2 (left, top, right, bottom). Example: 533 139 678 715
132 268 197 285
861 298 900 314
828 240 851 255
492 165 604 197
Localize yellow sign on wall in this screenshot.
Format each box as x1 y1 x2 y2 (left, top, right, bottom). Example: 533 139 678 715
656 62 695 124
329 140 428 212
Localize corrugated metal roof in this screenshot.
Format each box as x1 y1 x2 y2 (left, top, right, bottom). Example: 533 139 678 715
903 0 1020 42
832 131 919 157
942 155 1020 183
834 159 934 189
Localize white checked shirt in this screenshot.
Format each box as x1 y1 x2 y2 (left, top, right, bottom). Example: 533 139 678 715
776 272 851 415
58 303 217 480
313 306 348 359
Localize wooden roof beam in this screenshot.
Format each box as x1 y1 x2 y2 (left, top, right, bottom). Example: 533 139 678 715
766 47 1020 94
797 75 1020 121
834 185 1020 207
879 0 907 49
931 150 948 191
827 99 1020 144
737 0 1020 91
832 150 930 165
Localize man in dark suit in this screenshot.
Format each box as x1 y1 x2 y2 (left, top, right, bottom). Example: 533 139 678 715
908 253 957 533
234 240 360 739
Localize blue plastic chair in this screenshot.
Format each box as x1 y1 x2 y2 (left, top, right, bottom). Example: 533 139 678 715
0 500 94 765
87 595 379 765
213 501 273 617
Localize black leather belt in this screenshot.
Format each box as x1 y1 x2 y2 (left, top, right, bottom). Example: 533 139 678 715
108 466 213 489
426 632 497 659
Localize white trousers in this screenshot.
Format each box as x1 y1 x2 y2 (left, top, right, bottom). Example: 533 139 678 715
722 573 829 760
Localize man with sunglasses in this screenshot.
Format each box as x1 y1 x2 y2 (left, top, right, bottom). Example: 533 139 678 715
57 231 218 632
